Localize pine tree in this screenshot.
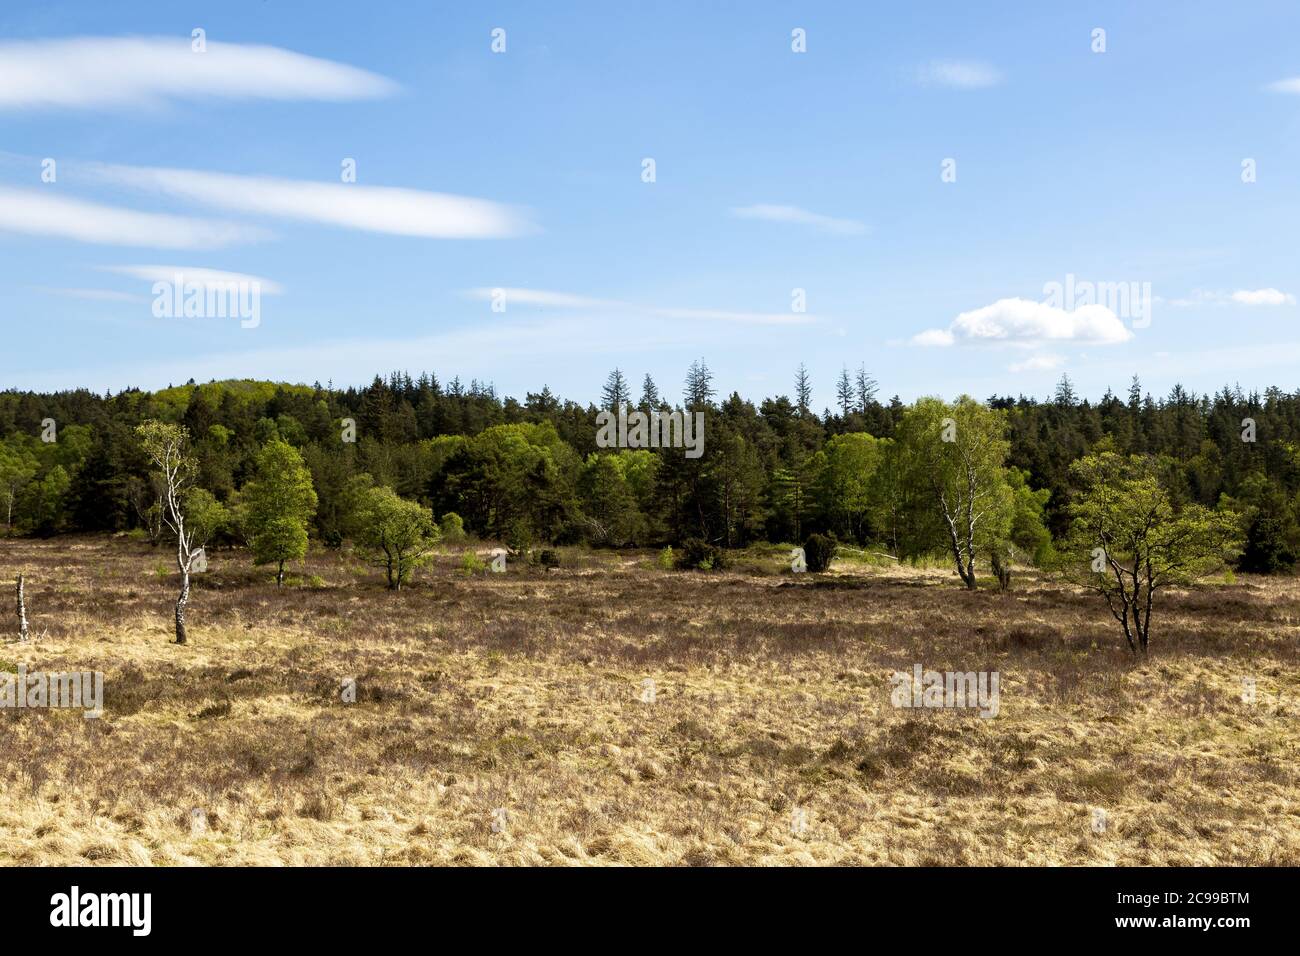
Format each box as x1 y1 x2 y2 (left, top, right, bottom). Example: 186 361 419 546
639 373 661 409
601 369 630 412
1054 374 1077 408
855 365 878 413
836 366 854 417
684 359 715 408
795 364 813 417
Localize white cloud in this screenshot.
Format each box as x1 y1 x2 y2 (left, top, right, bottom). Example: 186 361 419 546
912 297 1133 347
33 286 148 303
1008 353 1065 373
1265 78 1300 94
0 36 397 110
88 163 534 239
910 328 955 347
731 204 867 235
101 265 283 295
1168 288 1296 307
462 287 815 326
651 307 813 326
463 288 625 309
918 60 1003 89
1231 288 1295 306
0 187 268 248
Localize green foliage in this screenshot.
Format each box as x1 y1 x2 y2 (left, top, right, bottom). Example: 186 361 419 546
676 537 726 571
895 396 1013 587
1063 451 1244 652
351 486 440 590
657 546 674 570
439 511 466 542
243 440 319 585
580 452 648 546
1005 467 1054 565
7 372 1300 584
813 433 884 543
803 533 837 573
460 550 486 575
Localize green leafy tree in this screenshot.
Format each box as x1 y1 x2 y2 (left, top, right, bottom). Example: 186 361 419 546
814 432 885 543
1063 451 1243 653
0 438 38 533
897 397 1013 588
352 486 440 590
243 440 319 586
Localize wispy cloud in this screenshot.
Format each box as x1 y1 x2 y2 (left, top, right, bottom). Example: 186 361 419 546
87 163 534 239
33 286 148 303
1167 288 1296 307
101 265 283 295
0 36 397 110
650 307 812 326
463 286 815 326
731 204 867 236
463 288 625 309
918 59 1003 89
912 297 1133 347
1008 353 1065 374
0 187 268 248
1265 77 1300 94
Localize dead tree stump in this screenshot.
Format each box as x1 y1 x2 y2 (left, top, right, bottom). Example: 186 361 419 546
16 573 29 642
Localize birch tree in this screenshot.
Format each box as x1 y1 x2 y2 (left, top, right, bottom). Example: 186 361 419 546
898 397 1012 589
1064 451 1243 653
136 421 227 644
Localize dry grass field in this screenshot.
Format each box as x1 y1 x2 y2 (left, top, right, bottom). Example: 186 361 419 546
1 534 1298 866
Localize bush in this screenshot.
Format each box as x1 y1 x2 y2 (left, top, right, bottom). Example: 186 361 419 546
657 546 674 571
538 548 561 569
440 512 466 543
459 550 486 575
803 533 837 573
676 538 727 571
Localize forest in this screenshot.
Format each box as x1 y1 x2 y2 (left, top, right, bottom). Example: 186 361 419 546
0 364 1289 573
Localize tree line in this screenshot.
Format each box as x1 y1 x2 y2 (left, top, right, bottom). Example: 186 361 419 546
1 365 1269 651
0 366 1291 567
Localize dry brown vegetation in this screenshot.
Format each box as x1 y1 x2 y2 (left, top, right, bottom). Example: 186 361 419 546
2 535 1298 866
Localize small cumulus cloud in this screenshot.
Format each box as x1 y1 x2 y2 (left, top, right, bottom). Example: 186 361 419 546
911 297 1132 348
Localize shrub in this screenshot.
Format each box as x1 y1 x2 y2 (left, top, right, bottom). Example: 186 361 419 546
657 546 674 571
440 512 467 543
676 538 727 571
803 533 837 573
460 550 486 575
538 548 561 569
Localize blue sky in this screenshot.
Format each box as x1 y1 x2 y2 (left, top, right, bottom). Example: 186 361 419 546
3 0 1300 408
